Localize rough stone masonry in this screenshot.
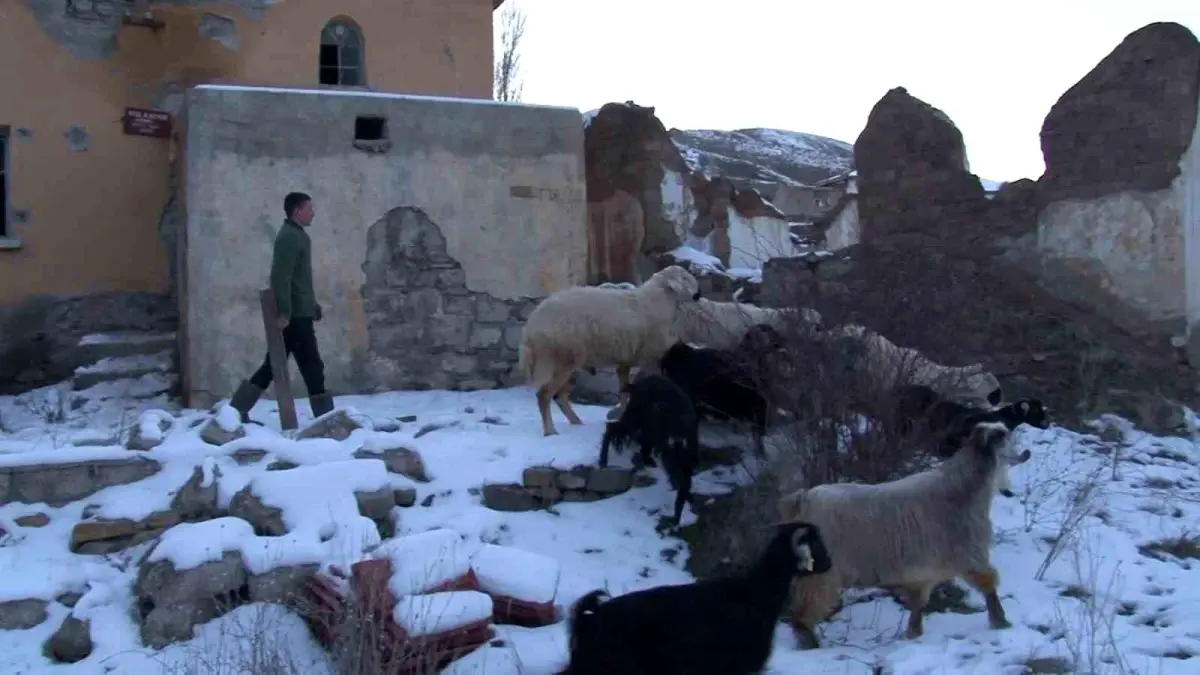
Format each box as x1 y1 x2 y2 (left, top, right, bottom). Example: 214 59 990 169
360 207 540 391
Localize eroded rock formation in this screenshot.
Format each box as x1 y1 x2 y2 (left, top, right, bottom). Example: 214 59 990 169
1039 22 1200 202
1033 21 1200 331
762 21 1200 421
853 87 990 245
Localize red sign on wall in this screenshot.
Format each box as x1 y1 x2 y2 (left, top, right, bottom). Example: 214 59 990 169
123 107 172 138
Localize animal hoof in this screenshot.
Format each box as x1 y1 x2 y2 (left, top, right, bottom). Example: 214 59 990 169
903 629 923 640
990 618 1012 630
543 429 559 437
1000 489 1015 498
569 420 585 426
793 628 820 651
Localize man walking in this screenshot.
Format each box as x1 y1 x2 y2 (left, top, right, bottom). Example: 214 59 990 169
229 192 334 422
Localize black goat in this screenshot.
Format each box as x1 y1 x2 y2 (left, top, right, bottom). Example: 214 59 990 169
599 374 700 525
565 521 831 675
659 336 775 457
894 383 1050 457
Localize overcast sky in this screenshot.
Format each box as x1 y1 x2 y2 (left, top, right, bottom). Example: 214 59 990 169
505 0 1200 183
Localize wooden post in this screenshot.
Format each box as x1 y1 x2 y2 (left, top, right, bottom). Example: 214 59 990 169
259 288 299 431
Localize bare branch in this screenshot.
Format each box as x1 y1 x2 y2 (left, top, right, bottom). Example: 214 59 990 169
494 2 528 102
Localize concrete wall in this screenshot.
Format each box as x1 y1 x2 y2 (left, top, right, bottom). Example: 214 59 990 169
182 86 586 406
0 0 496 389
1036 182 1188 329
1182 93 1200 362
825 199 861 251
770 184 843 221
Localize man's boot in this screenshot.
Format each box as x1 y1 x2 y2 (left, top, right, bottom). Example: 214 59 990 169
229 380 264 424
310 392 335 418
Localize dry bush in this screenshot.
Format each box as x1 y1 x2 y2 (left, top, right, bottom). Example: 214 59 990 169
296 568 492 675
685 267 992 577
162 603 324 675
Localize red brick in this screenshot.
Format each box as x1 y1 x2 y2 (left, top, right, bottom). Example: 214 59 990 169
489 593 557 627
395 619 494 675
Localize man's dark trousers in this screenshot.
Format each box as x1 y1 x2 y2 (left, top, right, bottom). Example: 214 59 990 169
248 317 326 395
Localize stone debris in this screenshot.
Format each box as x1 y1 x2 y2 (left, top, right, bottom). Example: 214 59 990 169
296 408 365 442
0 598 49 631
43 616 93 663
482 465 634 512
0 457 162 506
199 416 246 446
354 445 430 482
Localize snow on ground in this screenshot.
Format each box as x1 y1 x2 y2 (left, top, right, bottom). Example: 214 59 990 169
1 382 1199 674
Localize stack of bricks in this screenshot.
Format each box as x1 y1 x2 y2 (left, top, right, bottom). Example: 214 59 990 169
304 537 561 670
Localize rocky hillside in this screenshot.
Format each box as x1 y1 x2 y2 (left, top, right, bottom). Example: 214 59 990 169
669 127 854 188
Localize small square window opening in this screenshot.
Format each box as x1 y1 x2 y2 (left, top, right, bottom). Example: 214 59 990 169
354 116 387 142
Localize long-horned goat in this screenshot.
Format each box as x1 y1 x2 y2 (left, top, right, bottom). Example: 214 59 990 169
565 521 832 675
893 383 1047 496
599 374 700 524
777 422 1022 648
518 265 701 436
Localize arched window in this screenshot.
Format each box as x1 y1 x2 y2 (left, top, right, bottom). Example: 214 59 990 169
319 19 364 86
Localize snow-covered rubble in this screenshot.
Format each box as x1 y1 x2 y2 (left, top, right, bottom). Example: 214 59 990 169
0 378 1197 674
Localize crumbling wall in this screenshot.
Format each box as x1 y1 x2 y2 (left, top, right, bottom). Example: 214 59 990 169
24 0 272 60
1032 21 1200 333
584 102 788 284
360 208 538 392
182 85 586 404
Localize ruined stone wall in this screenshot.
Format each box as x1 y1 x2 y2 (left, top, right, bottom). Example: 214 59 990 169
1030 22 1200 334
182 86 586 406
842 23 1200 341
1185 91 1200 364
584 103 787 284
1034 188 1187 328
0 0 497 393
769 184 842 221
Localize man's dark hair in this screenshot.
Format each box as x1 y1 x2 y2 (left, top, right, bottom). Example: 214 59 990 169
284 192 312 219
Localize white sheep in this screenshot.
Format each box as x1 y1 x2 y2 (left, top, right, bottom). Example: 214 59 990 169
673 298 821 350
830 324 1001 406
519 265 702 437
777 421 1024 648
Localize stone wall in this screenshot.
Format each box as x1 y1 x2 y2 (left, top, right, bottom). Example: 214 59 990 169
360 208 539 391
181 86 587 405
1185 91 1200 365
840 23 1200 343
1030 22 1200 337
1034 190 1186 328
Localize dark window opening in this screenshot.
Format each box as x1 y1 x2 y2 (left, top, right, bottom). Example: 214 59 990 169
319 20 365 86
0 127 9 238
355 116 387 142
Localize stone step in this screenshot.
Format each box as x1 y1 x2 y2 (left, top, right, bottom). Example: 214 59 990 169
74 372 179 401
72 351 176 391
76 332 177 364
